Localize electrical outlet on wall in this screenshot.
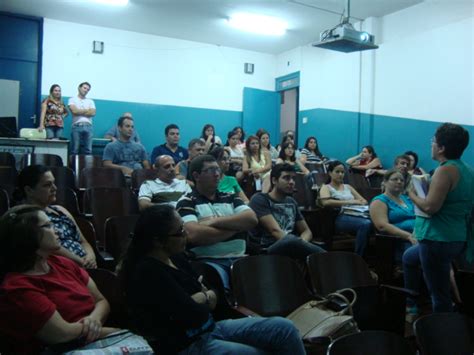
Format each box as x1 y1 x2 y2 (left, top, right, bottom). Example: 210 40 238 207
302 117 308 124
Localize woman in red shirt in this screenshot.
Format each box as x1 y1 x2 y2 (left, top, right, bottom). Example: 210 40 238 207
0 205 119 353
346 145 382 174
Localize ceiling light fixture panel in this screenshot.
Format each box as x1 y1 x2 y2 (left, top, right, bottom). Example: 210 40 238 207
228 13 287 36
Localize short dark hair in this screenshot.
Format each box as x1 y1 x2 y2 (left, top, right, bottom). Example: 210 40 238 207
165 124 179 136
189 155 217 182
434 123 469 159
14 165 51 202
304 136 323 157
118 116 133 127
232 126 245 141
326 160 345 184
0 205 43 276
209 146 226 161
278 142 296 162
188 138 204 149
404 151 419 168
78 82 91 89
394 154 410 166
270 163 295 188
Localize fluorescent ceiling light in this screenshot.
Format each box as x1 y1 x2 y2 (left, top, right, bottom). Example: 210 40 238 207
228 13 287 36
92 0 129 6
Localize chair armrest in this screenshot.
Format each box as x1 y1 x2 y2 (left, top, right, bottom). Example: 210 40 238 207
380 284 419 298
98 250 114 262
232 305 261 317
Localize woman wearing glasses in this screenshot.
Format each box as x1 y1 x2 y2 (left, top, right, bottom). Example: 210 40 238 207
403 123 473 316
119 205 304 354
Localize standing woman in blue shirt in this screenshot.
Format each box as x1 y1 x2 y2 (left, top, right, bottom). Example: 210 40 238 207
403 123 474 314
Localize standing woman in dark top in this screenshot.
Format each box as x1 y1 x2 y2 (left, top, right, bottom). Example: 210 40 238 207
15 165 97 268
119 205 305 354
38 84 68 139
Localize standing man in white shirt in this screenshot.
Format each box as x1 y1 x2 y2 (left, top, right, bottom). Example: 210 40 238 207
68 82 96 155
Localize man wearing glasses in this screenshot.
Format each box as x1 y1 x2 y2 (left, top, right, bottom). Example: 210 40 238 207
176 155 258 289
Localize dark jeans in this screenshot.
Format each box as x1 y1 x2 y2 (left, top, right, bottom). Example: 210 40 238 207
335 214 372 256
267 234 325 259
403 239 465 312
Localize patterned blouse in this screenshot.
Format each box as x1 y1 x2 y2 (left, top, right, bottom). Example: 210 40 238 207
43 98 67 128
45 206 86 257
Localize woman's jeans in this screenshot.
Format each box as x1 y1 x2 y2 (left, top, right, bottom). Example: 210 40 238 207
45 126 63 139
403 240 465 312
71 123 93 154
180 316 305 354
335 214 372 256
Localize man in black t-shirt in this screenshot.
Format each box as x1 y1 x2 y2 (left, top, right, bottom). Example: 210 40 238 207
249 163 325 259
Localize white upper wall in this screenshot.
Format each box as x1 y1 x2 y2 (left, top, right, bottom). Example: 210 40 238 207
42 19 276 111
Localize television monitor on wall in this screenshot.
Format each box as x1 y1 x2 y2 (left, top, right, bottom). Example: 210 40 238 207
0 117 18 138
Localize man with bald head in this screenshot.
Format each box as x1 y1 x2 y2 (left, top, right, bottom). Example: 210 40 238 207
104 112 141 143
138 154 192 211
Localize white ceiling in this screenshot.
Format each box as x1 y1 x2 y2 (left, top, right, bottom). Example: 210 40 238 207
1 0 423 54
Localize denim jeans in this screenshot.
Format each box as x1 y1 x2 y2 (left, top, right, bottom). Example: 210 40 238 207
267 233 326 260
403 240 465 312
71 124 93 154
180 317 305 354
335 214 372 256
45 127 63 139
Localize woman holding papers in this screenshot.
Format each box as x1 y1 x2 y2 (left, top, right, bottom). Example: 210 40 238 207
403 123 474 315
319 160 372 256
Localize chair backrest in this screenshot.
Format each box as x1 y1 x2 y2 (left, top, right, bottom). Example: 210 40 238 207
69 154 103 187
414 312 474 355
293 173 314 209
328 330 415 355
87 268 128 328
55 187 81 216
239 174 256 200
0 152 16 168
0 188 9 216
305 162 326 174
131 169 158 191
83 187 139 245
48 166 76 190
80 167 126 189
347 172 369 189
0 166 18 187
306 251 376 295
231 255 313 317
104 215 139 262
21 153 63 168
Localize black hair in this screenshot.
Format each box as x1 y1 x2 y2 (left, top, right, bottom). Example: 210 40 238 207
278 142 296 162
118 116 133 127
232 126 245 141
165 124 179 136
270 163 295 188
119 205 177 294
326 160 345 183
14 165 52 202
78 82 91 89
363 145 377 158
434 123 469 159
0 205 43 279
304 136 323 158
201 124 215 143
256 129 273 149
244 135 261 166
404 151 419 168
188 155 217 182
226 129 240 146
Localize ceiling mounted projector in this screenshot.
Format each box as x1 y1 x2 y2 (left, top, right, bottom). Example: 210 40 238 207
312 0 378 53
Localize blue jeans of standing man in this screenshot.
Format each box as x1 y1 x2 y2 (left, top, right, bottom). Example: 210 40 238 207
71 123 93 154
335 214 372 256
180 316 305 354
403 240 465 312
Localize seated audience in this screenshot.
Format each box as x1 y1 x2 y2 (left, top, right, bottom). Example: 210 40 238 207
346 145 382 174
370 169 416 260
366 154 411 189
176 155 258 289
226 129 244 179
15 165 97 268
276 142 309 175
231 126 246 149
0 205 120 353
139 155 192 210
256 128 279 160
103 116 150 176
119 204 305 354
104 112 141 143
249 164 325 258
319 161 372 256
300 136 326 164
404 150 427 175
200 124 222 152
209 146 249 203
242 135 272 193
176 138 206 183
150 124 188 165
277 133 301 159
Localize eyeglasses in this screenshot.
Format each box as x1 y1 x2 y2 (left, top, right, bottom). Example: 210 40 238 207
201 167 222 174
168 224 186 238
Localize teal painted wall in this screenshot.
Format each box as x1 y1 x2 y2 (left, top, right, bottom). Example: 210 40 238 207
298 108 474 172
57 97 242 154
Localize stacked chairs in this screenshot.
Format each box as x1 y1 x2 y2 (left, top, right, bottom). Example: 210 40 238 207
414 313 474 355
306 251 415 335
21 153 63 168
131 168 158 193
327 330 415 355
69 155 103 188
